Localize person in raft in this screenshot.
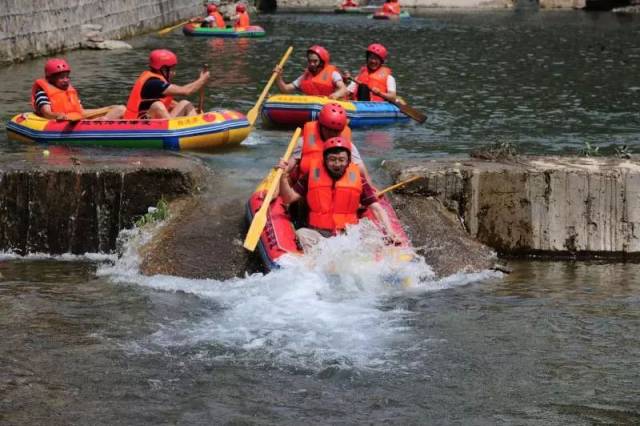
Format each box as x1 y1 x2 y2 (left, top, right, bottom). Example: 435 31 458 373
277 136 401 250
344 43 400 104
191 3 226 28
286 102 370 183
379 0 401 15
123 49 210 119
340 0 359 8
274 45 348 100
32 58 125 121
230 3 250 28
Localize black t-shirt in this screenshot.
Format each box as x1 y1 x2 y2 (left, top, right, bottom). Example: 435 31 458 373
138 78 170 116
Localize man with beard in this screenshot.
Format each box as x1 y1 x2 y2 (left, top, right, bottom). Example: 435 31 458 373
277 136 401 250
32 58 125 121
274 45 348 100
123 49 210 119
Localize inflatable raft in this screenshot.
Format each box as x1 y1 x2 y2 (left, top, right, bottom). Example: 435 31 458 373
182 23 265 38
370 11 411 19
6 110 250 151
261 94 410 129
334 5 379 13
246 170 410 271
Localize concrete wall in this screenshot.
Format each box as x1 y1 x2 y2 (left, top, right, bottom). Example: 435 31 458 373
277 0 515 9
388 157 640 257
0 0 202 64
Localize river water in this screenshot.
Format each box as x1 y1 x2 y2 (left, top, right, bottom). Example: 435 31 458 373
1 9 639 424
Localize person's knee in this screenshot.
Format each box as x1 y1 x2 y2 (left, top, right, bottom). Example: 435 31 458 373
149 101 170 119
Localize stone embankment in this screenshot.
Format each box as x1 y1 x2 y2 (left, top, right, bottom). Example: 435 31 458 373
0 0 203 64
0 150 206 255
386 156 640 258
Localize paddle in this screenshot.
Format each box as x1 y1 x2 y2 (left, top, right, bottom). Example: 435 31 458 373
345 76 427 124
376 175 421 197
246 46 293 127
59 106 114 123
157 20 190 35
244 127 302 251
198 64 209 113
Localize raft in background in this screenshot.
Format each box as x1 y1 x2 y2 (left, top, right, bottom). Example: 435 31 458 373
334 5 379 13
6 110 251 151
246 169 411 271
261 94 410 128
182 23 266 38
370 11 411 19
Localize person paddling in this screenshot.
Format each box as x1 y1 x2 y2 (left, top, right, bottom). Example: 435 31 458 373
192 3 226 28
123 49 210 119
345 43 399 104
379 0 401 15
340 0 359 8
286 102 370 182
277 136 401 251
274 45 348 100
231 3 250 29
31 58 125 121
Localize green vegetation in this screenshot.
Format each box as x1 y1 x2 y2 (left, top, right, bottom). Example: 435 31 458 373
470 138 519 161
135 198 169 227
580 141 600 157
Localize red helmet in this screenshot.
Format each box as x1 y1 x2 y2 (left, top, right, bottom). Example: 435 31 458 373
366 43 388 62
323 136 352 154
236 3 246 12
307 45 330 64
207 4 217 13
45 58 71 77
149 49 177 70
318 103 347 131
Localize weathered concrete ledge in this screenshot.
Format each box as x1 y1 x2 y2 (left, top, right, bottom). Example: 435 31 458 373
0 150 206 255
385 156 640 258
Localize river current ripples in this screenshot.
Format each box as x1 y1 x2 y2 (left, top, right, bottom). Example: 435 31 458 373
0 9 639 425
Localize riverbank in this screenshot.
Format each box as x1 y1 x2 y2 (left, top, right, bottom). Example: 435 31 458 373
0 0 202 64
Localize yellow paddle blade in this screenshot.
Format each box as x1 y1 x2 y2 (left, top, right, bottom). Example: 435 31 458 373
157 20 189 35
244 127 302 252
376 175 421 198
246 46 293 126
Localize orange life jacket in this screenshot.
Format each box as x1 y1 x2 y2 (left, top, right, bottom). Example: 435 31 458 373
299 64 340 97
307 160 362 233
235 11 250 28
31 79 83 120
354 65 392 102
123 70 174 119
299 120 352 175
210 11 226 28
381 2 401 14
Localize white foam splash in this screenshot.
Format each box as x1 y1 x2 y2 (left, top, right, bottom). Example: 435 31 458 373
101 221 498 372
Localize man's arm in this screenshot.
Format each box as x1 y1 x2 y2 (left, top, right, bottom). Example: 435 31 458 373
369 201 402 244
162 69 210 97
329 79 348 100
277 159 303 204
274 65 297 94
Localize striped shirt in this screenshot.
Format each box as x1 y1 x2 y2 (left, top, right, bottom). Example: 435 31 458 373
33 88 50 112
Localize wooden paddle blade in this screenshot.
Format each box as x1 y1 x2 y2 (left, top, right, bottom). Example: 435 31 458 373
158 20 188 35
243 127 301 252
246 46 293 126
397 102 427 123
244 208 268 251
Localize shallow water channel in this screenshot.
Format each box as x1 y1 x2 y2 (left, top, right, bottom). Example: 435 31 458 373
0 10 639 424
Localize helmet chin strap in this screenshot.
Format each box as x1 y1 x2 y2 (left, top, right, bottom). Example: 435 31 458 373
160 67 172 82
